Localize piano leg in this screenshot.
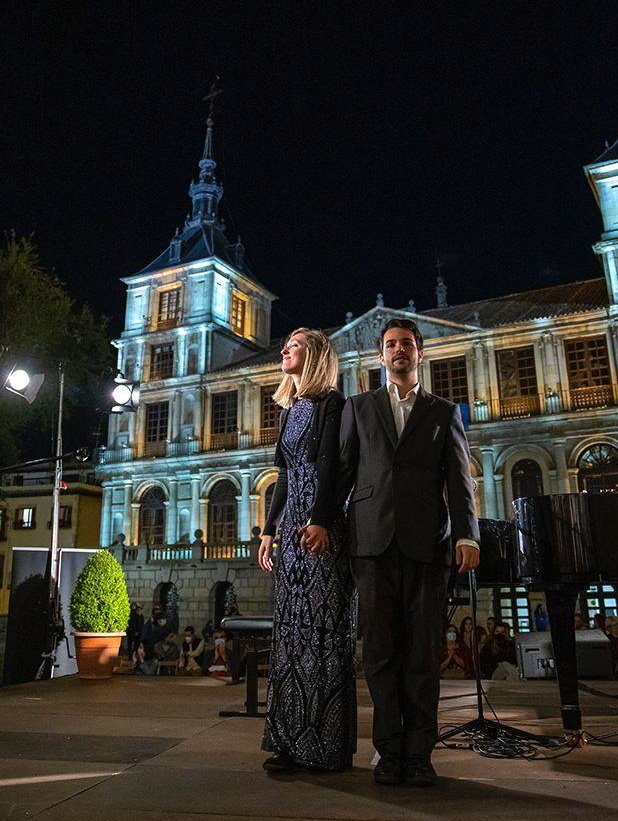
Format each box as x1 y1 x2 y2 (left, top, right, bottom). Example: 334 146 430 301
545 588 581 734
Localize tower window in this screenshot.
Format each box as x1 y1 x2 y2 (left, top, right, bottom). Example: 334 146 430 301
231 291 247 336
565 336 612 410
14 507 36 529
157 288 181 329
144 402 169 456
496 346 539 418
150 344 174 380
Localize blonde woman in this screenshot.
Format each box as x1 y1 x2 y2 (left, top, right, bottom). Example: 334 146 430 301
258 328 356 773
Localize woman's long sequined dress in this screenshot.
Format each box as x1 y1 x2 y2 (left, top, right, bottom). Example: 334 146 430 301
262 398 357 771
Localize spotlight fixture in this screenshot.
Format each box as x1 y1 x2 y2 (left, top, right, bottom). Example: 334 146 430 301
111 372 140 413
4 366 45 404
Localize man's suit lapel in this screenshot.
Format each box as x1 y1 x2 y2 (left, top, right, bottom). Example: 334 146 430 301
396 387 435 449
371 386 398 450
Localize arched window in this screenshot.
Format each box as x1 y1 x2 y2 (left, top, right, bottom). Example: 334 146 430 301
208 480 237 543
511 459 544 500
139 486 166 546
577 444 618 493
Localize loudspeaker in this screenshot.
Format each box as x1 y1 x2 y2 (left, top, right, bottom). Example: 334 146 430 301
516 629 614 680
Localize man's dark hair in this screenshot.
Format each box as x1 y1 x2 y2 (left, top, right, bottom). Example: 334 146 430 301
376 318 424 353
493 621 509 631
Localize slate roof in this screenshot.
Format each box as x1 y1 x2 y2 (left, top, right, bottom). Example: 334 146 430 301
422 278 608 328
133 222 258 283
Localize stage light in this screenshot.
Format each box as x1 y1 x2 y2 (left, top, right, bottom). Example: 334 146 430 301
4 366 45 404
111 372 140 413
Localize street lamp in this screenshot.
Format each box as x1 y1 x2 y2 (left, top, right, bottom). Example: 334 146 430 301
2 360 66 678
110 371 140 414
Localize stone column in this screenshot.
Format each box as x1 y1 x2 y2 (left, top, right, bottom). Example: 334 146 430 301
607 320 618 404
472 341 490 421
166 478 178 544
553 439 570 493
250 493 260 533
171 390 182 441
198 327 207 374
203 387 212 449
237 471 252 541
176 331 187 377
122 481 132 542
190 475 201 538
194 385 204 445
130 502 140 546
481 448 498 519
100 484 112 547
200 498 209 542
494 474 505 519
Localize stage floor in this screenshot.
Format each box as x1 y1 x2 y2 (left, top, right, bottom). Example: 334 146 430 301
0 674 617 820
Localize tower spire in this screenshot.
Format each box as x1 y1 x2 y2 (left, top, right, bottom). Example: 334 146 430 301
186 78 224 228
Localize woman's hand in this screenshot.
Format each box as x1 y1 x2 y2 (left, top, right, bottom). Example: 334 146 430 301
258 535 274 571
299 524 330 554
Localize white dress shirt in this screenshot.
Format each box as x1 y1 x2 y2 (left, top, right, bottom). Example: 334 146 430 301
385 379 479 552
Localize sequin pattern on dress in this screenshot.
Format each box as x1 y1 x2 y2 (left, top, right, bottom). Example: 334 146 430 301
262 398 357 770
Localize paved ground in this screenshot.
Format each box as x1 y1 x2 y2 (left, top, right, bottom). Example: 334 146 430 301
0 672 618 820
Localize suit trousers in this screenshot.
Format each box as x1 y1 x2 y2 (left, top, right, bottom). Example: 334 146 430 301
352 541 450 762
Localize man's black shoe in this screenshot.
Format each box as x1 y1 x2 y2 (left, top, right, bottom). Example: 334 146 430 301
374 754 404 785
263 752 298 773
406 761 437 787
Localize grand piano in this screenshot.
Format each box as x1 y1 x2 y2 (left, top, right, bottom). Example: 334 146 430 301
475 493 618 735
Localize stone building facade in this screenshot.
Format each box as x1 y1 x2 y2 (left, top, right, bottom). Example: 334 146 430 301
97 123 618 633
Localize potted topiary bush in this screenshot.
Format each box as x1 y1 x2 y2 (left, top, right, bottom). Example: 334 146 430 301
70 549 130 679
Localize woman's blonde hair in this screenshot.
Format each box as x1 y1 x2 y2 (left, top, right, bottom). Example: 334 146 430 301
272 327 339 408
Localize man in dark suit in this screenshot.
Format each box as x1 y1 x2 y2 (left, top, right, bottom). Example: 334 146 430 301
339 318 480 786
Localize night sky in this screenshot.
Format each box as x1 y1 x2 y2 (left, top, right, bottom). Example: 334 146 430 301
2 2 618 338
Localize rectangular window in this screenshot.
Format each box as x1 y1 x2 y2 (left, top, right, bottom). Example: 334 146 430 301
231 292 247 336
145 403 169 442
496 346 540 418
493 586 531 632
368 368 383 390
150 344 174 380
211 391 238 434
260 386 279 445
14 507 36 529
157 288 181 329
59 505 72 528
211 391 238 449
430 357 469 404
565 336 612 409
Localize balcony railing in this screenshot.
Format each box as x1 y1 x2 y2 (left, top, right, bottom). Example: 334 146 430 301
470 386 616 424
112 539 257 564
209 432 239 451
166 439 200 458
96 445 135 464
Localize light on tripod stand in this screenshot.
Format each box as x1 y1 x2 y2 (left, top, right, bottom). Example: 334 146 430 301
4 366 45 404
110 372 140 413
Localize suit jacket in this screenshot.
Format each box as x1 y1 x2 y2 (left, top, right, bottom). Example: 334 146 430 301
339 385 479 564
263 390 345 537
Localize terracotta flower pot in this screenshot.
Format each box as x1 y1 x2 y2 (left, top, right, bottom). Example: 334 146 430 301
72 632 125 679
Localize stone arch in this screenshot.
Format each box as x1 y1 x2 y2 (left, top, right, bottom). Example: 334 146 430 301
201 473 241 498
133 479 169 504
253 469 279 530
495 444 554 510
568 436 618 469
574 441 618 493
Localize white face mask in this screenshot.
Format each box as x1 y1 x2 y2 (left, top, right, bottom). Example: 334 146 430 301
446 632 457 641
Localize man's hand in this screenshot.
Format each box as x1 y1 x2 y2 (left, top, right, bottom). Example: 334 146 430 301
299 524 330 554
258 535 274 572
456 542 480 574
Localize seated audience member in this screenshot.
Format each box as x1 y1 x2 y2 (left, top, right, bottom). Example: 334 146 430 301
154 630 180 663
606 618 618 674
574 613 589 631
141 605 169 649
533 603 550 631
479 620 517 679
178 626 205 675
133 641 158 675
459 616 486 674
439 624 467 679
201 620 214 642
207 628 231 678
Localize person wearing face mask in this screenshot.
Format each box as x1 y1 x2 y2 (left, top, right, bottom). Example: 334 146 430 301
178 626 204 675
258 328 356 774
439 624 467 679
